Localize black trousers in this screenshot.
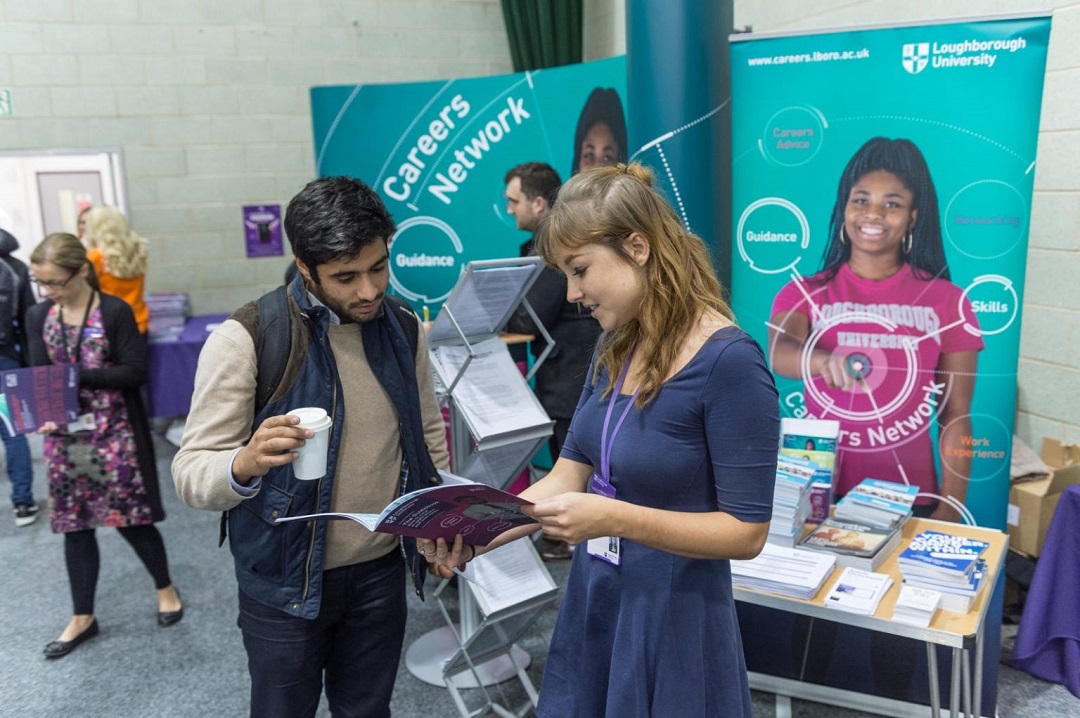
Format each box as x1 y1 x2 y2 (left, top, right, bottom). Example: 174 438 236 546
237 550 407 718
65 524 172 615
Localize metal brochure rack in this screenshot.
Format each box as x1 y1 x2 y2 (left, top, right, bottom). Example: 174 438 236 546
405 258 561 717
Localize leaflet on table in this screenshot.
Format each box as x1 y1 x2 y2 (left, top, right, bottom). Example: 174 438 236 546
798 517 900 558
427 264 538 343
430 336 550 440
0 365 80 436
896 530 989 577
273 471 534 546
824 567 893 615
731 542 836 599
843 479 919 514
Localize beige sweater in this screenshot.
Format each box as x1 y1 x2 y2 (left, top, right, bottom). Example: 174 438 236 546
172 315 450 569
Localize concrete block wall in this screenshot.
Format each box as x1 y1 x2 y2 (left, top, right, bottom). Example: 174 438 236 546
582 0 1080 452
0 0 511 313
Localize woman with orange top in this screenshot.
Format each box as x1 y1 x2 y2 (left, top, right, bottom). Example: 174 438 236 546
82 206 150 334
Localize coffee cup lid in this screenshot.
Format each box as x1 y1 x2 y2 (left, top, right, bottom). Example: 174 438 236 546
287 407 331 429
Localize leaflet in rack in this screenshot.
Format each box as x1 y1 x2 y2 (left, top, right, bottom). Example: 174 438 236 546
427 262 541 345
430 336 553 450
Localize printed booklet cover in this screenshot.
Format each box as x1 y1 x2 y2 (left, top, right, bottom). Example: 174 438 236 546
0 364 80 436
798 517 900 558
897 530 989 578
274 475 534 546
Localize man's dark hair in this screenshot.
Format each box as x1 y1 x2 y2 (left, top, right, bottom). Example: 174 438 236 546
283 176 396 280
504 162 561 206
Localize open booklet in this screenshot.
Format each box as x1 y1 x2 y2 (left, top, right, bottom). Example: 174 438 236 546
273 470 535 546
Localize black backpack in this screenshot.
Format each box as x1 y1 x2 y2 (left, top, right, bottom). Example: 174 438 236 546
252 285 419 414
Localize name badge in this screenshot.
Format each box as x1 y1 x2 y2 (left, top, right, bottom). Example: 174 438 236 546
67 412 95 433
586 472 620 566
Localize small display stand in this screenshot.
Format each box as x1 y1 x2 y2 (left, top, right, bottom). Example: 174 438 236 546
406 258 561 717
406 540 560 717
427 257 555 489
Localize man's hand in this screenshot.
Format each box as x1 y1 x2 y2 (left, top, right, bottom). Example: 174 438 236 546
231 414 312 484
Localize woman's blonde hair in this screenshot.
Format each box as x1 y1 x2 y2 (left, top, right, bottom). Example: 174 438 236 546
84 205 148 279
31 232 100 290
536 163 734 406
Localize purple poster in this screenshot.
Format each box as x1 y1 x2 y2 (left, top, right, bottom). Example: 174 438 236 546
242 204 283 258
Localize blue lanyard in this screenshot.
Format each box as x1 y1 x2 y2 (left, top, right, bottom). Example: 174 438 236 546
599 348 639 482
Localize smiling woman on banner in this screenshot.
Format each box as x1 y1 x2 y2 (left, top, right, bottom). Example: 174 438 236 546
422 163 779 717
769 136 984 524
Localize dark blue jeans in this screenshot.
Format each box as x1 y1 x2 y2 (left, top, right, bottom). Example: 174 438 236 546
237 550 407 718
0 355 34 507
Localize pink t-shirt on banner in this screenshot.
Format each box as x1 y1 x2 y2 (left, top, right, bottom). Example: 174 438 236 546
771 262 984 501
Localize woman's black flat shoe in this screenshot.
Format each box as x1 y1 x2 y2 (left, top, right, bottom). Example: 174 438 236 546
158 590 184 627
44 620 99 659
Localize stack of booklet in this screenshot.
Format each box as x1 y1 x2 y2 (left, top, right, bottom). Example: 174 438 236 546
731 542 836 600
834 478 918 529
797 516 903 571
779 418 840 523
823 567 893 615
146 292 189 342
896 530 990 613
892 584 943 627
767 455 815 547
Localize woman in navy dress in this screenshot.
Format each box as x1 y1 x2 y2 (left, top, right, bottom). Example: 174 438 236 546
422 163 779 716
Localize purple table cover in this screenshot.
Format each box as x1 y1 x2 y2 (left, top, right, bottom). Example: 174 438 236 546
147 314 229 418
1012 483 1080 698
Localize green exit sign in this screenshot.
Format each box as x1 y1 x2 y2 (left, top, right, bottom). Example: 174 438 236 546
0 89 11 116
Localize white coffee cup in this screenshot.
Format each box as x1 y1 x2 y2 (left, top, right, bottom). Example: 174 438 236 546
287 407 333 480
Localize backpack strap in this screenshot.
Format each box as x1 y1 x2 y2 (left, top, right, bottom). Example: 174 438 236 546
384 295 419 359
254 284 290 415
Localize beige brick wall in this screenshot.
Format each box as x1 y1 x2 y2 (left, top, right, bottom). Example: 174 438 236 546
0 0 511 313
582 0 1080 451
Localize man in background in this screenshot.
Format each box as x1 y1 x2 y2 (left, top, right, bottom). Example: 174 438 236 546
503 162 601 561
0 229 38 527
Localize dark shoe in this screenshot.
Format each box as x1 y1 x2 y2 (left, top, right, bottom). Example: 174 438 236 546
13 503 38 527
158 589 184 627
539 539 573 562
44 620 99 659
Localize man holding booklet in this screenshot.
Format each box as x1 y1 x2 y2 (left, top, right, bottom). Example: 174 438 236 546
173 177 450 718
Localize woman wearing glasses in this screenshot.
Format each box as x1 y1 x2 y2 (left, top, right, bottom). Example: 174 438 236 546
27 232 181 659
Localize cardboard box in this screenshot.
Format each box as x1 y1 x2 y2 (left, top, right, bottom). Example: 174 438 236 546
1007 438 1080 557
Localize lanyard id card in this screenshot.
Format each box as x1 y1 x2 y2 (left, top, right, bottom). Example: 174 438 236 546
586 348 637 568
586 471 620 565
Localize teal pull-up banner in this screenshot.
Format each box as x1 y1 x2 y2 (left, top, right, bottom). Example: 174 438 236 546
309 57 626 315
729 14 1051 713
626 0 733 282
729 14 1051 530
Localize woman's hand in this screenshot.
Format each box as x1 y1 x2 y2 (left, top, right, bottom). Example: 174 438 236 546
417 534 473 579
37 421 58 434
522 492 618 546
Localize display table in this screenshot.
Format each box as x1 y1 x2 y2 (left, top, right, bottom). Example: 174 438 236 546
736 518 1008 718
1012 483 1080 698
147 314 229 418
